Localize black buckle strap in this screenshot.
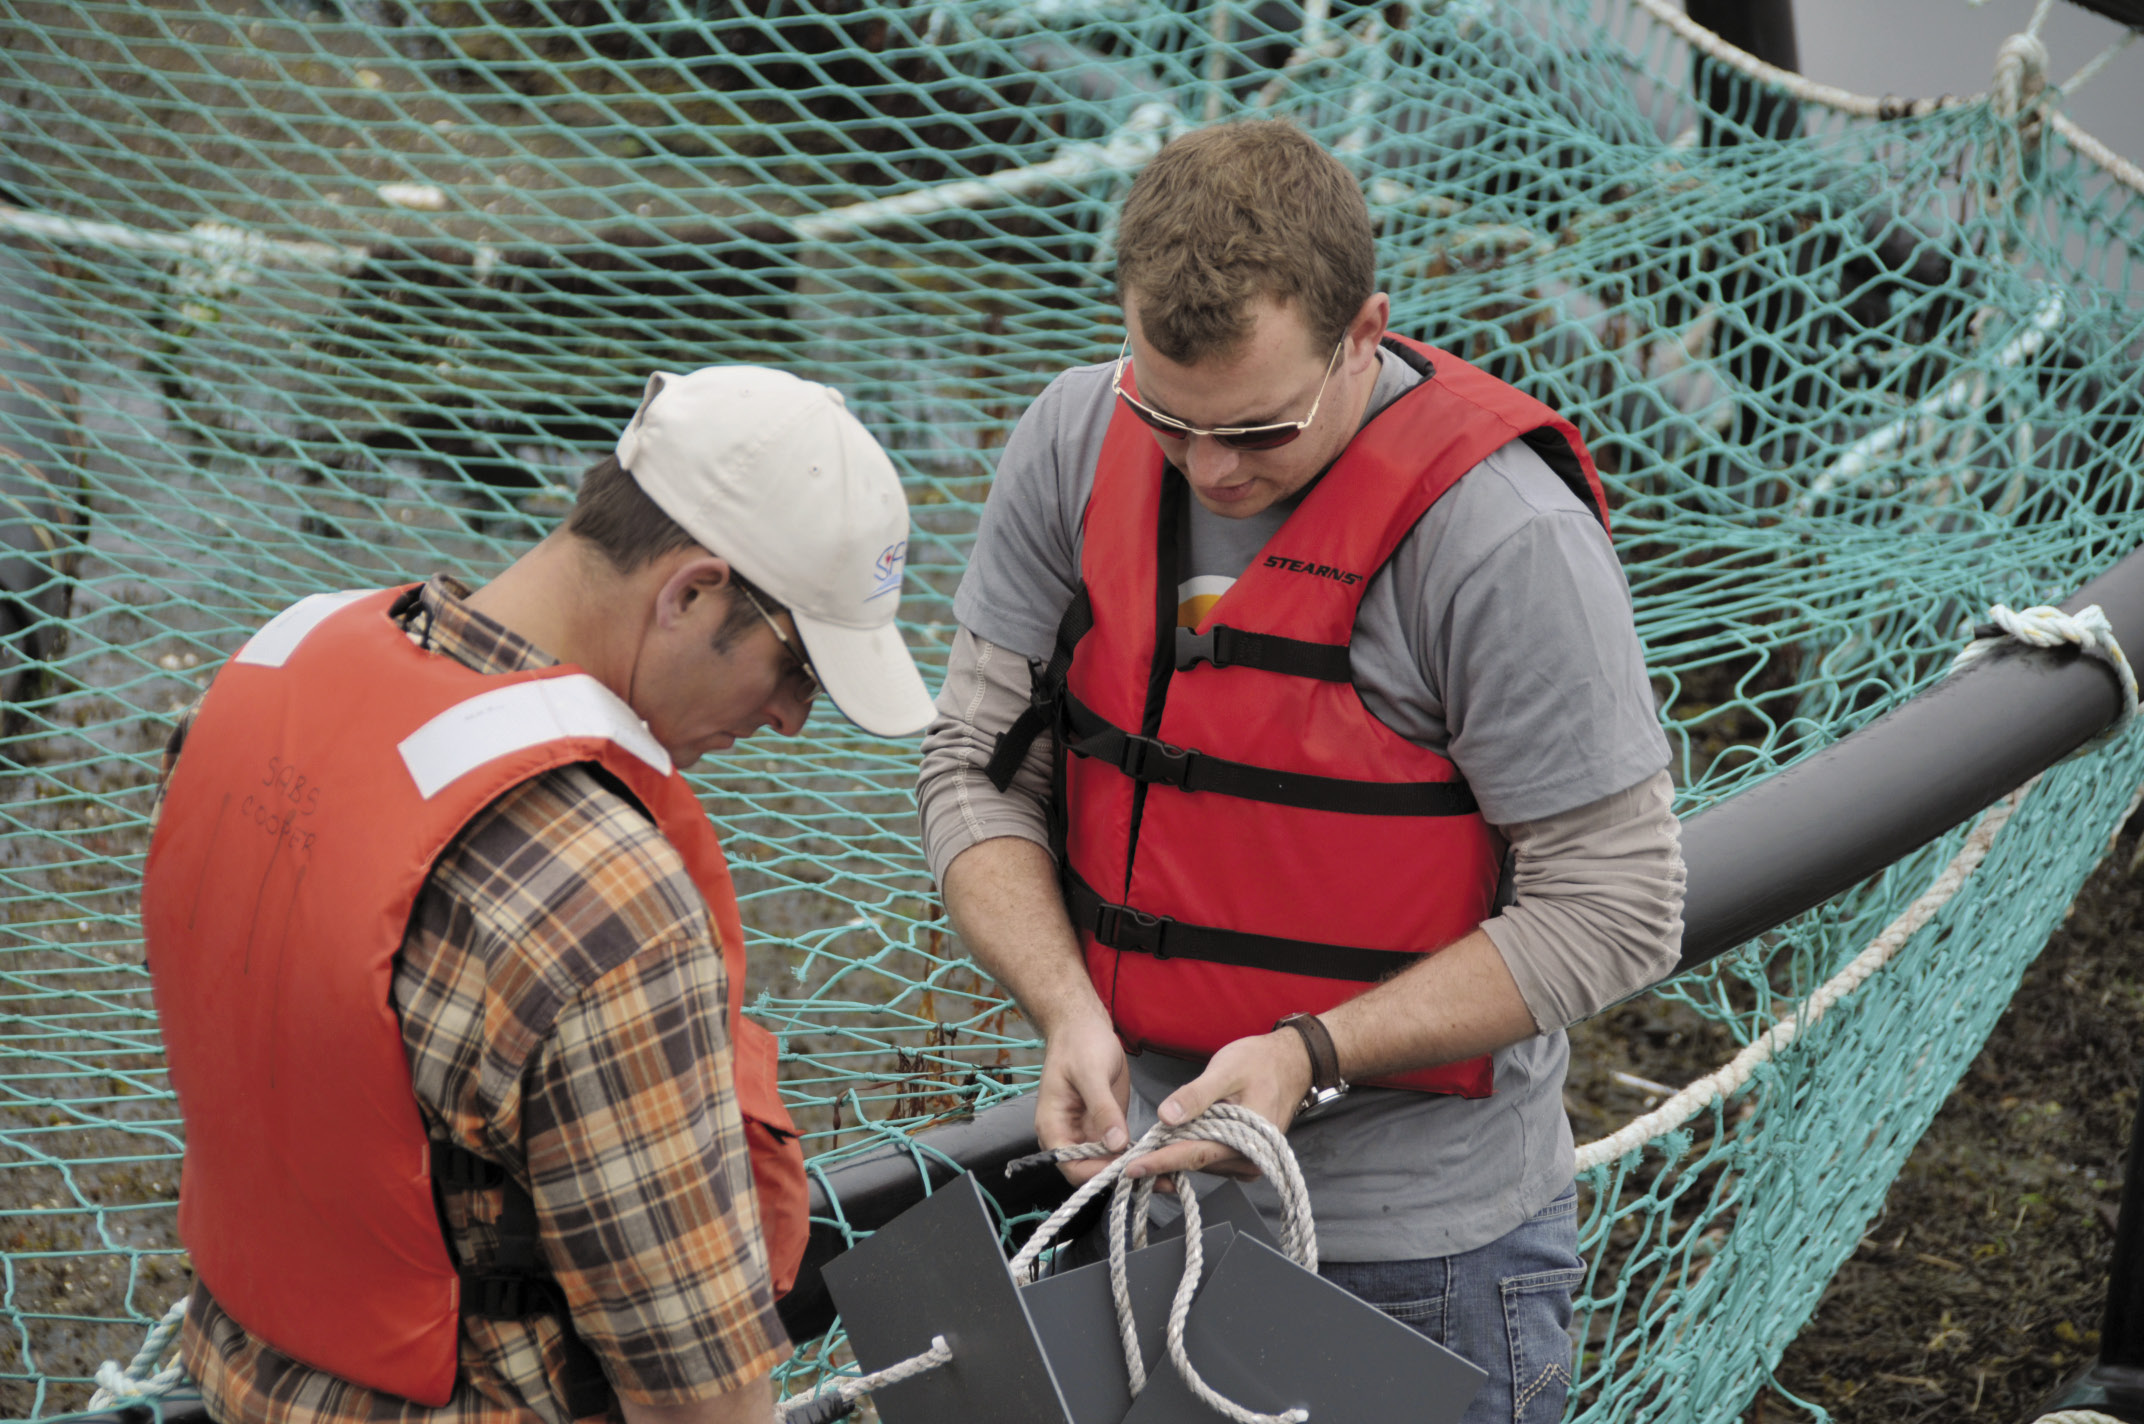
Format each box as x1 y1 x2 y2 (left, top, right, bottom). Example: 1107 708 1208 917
983 586 1096 792
984 701 1053 791
434 1143 508 1192
1094 901 1173 957
433 1140 613 1416
1066 872 1415 983
460 1270 564 1321
1116 734 1193 788
1175 625 1352 683
1063 695 1479 818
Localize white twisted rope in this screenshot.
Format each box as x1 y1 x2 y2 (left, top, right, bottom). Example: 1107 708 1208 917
1625 0 2144 198
2036 1412 2130 1424
86 1297 191 1411
774 1335 954 1424
1951 603 2140 744
1009 1103 1318 1424
1576 776 2036 1171
1579 599 2134 1168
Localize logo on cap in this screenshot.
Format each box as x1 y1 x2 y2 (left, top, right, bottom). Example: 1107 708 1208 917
869 541 906 600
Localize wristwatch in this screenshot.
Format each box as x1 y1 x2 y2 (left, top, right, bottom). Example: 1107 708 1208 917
1274 1013 1350 1120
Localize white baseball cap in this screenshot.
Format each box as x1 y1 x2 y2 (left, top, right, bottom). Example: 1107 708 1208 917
614 366 936 738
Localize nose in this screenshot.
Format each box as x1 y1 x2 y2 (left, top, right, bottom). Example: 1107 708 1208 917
765 683 814 738
1182 433 1241 488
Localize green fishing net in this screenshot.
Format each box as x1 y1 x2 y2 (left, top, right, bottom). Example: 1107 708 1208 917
1 0 2140 1417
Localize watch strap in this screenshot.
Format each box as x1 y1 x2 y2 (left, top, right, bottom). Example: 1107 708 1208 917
1276 1013 1344 1094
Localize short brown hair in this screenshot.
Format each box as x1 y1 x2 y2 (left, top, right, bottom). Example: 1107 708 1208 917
565 453 699 571
564 453 773 651
1113 122 1375 365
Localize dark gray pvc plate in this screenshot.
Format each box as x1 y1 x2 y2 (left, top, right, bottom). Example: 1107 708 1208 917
821 1173 1072 1424
1120 1235 1488 1424
1019 1222 1237 1424
1150 1179 1282 1252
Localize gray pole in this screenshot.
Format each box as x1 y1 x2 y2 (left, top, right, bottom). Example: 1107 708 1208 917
1677 547 2142 971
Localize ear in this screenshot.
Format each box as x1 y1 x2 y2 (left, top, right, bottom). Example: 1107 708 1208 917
653 553 734 630
1345 292 1390 371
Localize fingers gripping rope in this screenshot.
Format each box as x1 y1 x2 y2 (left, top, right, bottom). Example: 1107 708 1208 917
1950 603 2140 747
1008 1103 1320 1424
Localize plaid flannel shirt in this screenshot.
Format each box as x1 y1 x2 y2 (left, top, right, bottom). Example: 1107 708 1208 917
173 578 788 1424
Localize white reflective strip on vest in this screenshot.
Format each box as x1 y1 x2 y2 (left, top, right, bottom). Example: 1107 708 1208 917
397 674 672 800
233 590 376 668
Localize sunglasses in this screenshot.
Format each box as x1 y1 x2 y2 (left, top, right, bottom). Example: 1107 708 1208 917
737 584 820 700
1110 336 1345 451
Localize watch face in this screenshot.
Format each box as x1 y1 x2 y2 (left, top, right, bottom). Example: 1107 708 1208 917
1295 1084 1350 1122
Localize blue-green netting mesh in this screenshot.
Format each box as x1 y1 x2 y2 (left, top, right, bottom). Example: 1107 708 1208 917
2 0 2141 1417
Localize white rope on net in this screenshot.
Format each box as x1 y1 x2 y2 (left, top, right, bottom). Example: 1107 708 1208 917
1009 1103 1319 1424
1624 0 2144 197
774 1334 956 1424
1952 603 2141 742
86 1296 191 1411
1580 595 2141 1170
1575 774 2037 1171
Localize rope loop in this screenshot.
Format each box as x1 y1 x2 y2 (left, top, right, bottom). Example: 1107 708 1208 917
86 1297 191 1411
1008 1103 1318 1424
1991 31 2051 126
1988 26 2051 211
1950 603 2139 750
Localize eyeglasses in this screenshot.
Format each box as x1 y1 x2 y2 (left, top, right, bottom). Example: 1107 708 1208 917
736 584 820 700
1110 336 1346 451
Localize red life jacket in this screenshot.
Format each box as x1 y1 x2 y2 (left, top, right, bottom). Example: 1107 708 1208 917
143 587 808 1407
1021 337 1606 1096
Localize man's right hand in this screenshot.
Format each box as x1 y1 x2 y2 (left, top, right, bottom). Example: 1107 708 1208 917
1036 1009 1131 1184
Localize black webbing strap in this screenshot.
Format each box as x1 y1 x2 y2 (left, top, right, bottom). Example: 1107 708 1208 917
433 1142 613 1418
1064 871 1415 982
1062 695 1478 817
1174 624 1352 682
984 586 1096 792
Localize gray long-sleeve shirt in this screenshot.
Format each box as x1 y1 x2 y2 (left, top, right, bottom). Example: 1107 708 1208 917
919 348 1684 1259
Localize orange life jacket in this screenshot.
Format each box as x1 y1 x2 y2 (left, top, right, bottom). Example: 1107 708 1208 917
999 337 1607 1095
143 586 807 1406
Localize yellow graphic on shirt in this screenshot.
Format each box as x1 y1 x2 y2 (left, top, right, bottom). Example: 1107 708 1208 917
1177 575 1235 629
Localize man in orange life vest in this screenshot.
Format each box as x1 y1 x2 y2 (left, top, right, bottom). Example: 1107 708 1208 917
917 124 1686 1422
144 367 937 1424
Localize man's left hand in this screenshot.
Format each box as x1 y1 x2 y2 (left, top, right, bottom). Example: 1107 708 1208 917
1126 1028 1316 1183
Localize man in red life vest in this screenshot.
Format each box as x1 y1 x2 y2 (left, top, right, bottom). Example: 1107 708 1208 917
917 123 1686 1423
145 367 936 1424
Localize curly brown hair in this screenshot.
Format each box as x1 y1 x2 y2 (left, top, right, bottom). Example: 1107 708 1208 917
1114 121 1375 365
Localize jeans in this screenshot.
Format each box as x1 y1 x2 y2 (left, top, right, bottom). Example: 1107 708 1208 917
1318 1187 1582 1424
